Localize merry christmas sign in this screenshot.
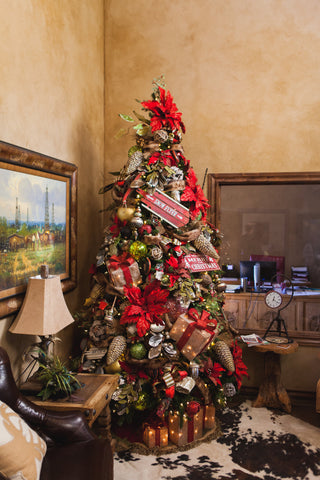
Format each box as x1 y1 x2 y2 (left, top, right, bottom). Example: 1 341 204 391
138 188 189 228
183 253 220 272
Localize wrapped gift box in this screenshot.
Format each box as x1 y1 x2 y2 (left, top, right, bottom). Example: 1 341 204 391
169 313 216 361
168 409 203 446
107 253 141 293
143 425 168 448
203 404 216 430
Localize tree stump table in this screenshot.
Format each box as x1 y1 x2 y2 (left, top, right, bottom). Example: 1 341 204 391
251 340 298 413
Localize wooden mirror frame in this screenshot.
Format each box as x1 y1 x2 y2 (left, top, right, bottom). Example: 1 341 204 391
207 172 320 346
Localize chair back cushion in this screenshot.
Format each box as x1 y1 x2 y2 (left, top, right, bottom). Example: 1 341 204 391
0 401 46 480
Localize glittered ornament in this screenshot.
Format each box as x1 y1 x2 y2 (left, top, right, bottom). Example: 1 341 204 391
151 246 163 260
130 342 147 360
107 335 127 365
213 340 235 372
129 240 148 260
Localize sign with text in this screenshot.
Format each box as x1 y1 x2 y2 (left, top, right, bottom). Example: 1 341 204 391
183 253 220 272
138 188 189 228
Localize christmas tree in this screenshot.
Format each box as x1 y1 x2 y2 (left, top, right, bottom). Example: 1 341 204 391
76 78 248 448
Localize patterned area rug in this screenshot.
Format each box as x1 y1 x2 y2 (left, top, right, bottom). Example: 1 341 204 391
114 400 320 480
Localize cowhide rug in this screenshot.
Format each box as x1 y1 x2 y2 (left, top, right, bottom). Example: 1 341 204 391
114 400 320 480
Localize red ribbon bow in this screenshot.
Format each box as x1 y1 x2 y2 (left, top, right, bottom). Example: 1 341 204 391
188 308 217 333
108 252 135 286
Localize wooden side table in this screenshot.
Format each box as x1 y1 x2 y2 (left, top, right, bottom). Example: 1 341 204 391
21 373 119 442
251 341 298 413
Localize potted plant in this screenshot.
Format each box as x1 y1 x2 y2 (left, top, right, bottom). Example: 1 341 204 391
36 354 81 401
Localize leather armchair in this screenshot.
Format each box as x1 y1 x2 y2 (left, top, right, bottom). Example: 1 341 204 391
0 346 113 480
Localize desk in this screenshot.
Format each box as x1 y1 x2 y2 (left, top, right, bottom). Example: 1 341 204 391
251 341 298 413
21 373 119 441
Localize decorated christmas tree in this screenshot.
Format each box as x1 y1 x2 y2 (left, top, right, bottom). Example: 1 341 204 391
76 78 248 448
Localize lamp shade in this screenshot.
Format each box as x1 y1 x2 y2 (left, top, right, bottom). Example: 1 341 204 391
9 275 74 336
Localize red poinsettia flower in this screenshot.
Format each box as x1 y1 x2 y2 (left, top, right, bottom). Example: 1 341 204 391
228 341 249 389
201 357 225 386
164 255 190 287
141 87 185 133
109 215 127 237
148 151 177 166
120 281 169 337
180 168 210 221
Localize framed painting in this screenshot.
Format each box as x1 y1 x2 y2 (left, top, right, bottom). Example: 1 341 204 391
0 140 77 318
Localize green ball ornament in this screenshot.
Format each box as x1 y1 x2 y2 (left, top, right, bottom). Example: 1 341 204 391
134 391 149 411
129 241 148 260
130 342 147 360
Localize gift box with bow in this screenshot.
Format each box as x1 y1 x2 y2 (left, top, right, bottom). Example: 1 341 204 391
143 424 168 448
169 309 217 361
107 252 141 293
168 408 203 446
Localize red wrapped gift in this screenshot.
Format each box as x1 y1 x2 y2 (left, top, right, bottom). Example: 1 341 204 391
107 252 141 293
169 309 217 361
168 409 203 446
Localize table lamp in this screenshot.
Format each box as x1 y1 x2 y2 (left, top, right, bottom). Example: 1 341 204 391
9 265 74 353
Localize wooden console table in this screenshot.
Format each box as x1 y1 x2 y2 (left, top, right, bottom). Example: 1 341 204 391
21 373 119 441
251 341 298 413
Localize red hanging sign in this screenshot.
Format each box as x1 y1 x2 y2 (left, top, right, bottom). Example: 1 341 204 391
183 253 220 272
138 188 189 228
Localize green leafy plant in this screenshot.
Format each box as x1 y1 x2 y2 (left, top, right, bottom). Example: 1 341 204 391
36 354 81 401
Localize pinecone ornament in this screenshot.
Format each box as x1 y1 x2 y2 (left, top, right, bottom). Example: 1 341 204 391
107 335 127 365
123 150 144 175
213 340 235 372
194 232 220 260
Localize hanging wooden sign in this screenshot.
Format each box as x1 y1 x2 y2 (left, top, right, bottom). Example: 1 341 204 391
183 253 220 272
138 188 189 228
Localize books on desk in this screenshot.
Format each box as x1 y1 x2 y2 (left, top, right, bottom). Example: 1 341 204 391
291 266 310 286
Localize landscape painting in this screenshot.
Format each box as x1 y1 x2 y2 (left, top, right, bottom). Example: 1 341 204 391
0 161 68 299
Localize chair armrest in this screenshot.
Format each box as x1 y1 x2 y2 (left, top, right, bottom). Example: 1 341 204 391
16 397 97 444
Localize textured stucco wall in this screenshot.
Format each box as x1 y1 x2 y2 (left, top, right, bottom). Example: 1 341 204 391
0 0 105 372
104 0 320 393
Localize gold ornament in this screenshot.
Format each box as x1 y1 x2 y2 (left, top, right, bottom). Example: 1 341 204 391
194 232 220 260
104 360 122 374
107 335 127 365
213 340 235 372
117 205 135 221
